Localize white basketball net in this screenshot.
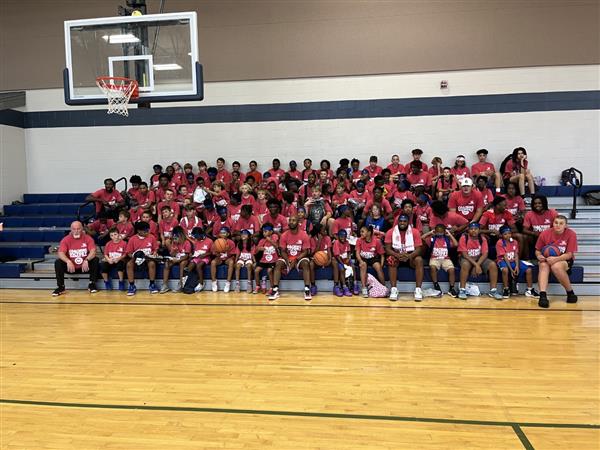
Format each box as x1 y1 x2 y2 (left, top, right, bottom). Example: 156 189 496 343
96 78 138 117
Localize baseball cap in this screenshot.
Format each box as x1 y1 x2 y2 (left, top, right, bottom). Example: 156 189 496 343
461 178 474 187
468 222 481 229
499 225 512 234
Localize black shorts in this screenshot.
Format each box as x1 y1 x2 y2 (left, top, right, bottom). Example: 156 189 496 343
258 262 276 269
363 257 379 267
101 260 126 273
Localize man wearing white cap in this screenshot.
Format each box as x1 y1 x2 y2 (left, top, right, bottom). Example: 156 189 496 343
448 178 484 223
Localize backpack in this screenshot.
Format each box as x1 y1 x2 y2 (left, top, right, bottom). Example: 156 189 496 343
308 199 326 226
560 168 581 187
429 234 451 257
181 270 199 294
584 190 600 205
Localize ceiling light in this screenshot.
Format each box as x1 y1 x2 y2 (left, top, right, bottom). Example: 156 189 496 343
153 64 183 71
102 34 140 44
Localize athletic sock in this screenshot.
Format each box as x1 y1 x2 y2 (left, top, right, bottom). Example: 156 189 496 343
129 282 135 287
567 290 574 295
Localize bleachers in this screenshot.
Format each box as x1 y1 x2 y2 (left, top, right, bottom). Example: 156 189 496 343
1 189 599 294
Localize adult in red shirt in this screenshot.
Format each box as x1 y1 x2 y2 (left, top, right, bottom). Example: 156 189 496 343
523 194 558 253
267 158 286 184
384 214 425 301
270 215 312 301
52 221 99 296
535 215 578 308
364 155 383 180
448 178 484 223
386 154 405 181
479 197 516 235
233 205 261 237
429 200 469 236
263 199 288 234
86 178 125 218
471 149 502 192
286 160 302 181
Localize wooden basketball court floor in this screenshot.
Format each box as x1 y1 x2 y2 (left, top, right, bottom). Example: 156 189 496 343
1 289 598 449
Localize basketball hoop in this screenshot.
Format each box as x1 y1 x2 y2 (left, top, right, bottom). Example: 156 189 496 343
96 76 139 116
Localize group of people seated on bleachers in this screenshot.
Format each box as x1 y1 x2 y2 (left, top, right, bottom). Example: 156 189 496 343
52 147 578 308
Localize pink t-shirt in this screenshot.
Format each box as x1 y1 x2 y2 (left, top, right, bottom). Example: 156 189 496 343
170 240 192 258
479 210 515 232
191 238 213 261
448 190 484 221
180 216 203 236
458 234 489 259
104 240 127 260
258 235 279 263
424 235 453 260
524 209 558 233
535 228 578 258
126 234 159 256
496 238 519 263
58 234 96 268
279 229 310 258
333 240 351 259
356 237 384 259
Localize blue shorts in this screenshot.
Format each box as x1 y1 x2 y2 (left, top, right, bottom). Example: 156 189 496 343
498 260 532 272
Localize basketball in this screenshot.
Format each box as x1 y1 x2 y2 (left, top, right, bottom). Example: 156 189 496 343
131 10 143 16
313 251 330 267
541 245 561 257
213 238 229 253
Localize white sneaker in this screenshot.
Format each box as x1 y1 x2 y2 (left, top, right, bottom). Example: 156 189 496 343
389 287 399 301
362 287 369 298
173 281 182 293
194 282 205 293
223 281 231 293
414 287 423 302
212 281 218 292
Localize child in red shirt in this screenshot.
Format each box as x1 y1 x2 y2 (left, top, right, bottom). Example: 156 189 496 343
210 226 236 292
308 225 332 295
422 224 458 297
187 227 213 292
254 223 279 295
234 229 255 293
332 230 355 297
160 226 191 293
496 225 537 298
355 225 385 297
101 228 128 291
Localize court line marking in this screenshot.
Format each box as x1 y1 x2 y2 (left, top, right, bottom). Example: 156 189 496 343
1 399 598 431
1 301 597 312
512 425 535 450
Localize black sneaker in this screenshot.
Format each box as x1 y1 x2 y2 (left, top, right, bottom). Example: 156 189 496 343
538 293 549 308
448 287 458 298
502 288 510 299
566 292 578 304
525 288 540 298
88 282 98 293
52 286 66 297
510 281 519 295
433 282 441 292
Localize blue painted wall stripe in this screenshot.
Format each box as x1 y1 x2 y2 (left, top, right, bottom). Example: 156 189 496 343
2 90 598 129
0 109 25 128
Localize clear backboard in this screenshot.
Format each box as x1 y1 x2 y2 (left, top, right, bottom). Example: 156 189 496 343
64 12 203 105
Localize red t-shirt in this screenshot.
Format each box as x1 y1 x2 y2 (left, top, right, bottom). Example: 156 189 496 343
211 218 234 239
216 169 232 187
424 235 453 260
479 210 515 232
458 234 489 259
451 167 471 180
91 188 123 213
279 229 310 258
129 188 155 208
286 169 302 181
157 200 181 219
179 216 203 236
141 220 159 239
471 161 496 176
404 161 429 172
258 235 279 264
479 188 494 208
263 213 288 234
524 209 558 233
211 238 236 259
246 170 263 184
384 227 423 253
158 217 179 239
236 242 255 262
390 190 416 210
192 238 213 260
436 176 458 192
356 237 384 259
267 168 285 184
126 234 159 256
332 217 355 237
364 198 392 215
535 228 578 258
310 235 332 253
170 240 192 258
414 204 432 226
104 240 127 260
234 215 260 235
503 159 529 179
348 190 371 208
364 165 383 180
429 212 469 231
496 238 519 262
228 204 243 223
448 190 484 221
240 194 257 209
387 163 405 176
333 240 351 259
331 192 351 209
502 195 526 218
58 234 96 268
87 219 114 235
115 221 134 240
406 171 432 188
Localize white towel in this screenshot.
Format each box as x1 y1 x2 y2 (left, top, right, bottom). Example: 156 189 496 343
392 225 415 253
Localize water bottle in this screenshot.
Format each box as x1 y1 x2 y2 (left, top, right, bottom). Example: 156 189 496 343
260 275 267 292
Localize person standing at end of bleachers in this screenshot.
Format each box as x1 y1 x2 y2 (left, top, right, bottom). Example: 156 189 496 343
86 178 125 220
52 221 99 297
535 215 578 308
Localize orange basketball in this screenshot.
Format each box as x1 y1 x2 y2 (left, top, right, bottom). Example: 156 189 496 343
213 238 229 253
313 251 330 267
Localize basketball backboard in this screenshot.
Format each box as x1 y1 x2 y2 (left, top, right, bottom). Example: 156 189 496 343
63 12 203 105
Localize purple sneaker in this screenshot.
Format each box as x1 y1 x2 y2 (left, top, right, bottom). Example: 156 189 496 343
310 285 318 296
353 282 360 295
343 286 353 297
334 286 343 297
